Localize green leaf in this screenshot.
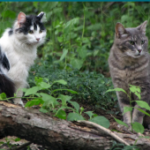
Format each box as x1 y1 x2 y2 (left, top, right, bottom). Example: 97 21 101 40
137 108 150 117
15 138 21 142
0 93 6 100
1 10 16 19
33 2 38 8
55 110 66 120
77 47 87 59
69 101 80 113
70 58 84 70
90 116 110 128
58 94 72 106
52 89 78 94
114 118 128 127
39 82 51 89
84 111 94 119
106 88 127 94
55 106 75 116
53 79 67 85
67 112 85 121
25 98 44 107
123 106 133 114
40 93 56 103
35 77 43 85
129 85 141 99
136 101 150 111
39 107 49 113
24 86 41 96
131 122 144 134
64 17 79 29
59 49 68 61
80 107 84 114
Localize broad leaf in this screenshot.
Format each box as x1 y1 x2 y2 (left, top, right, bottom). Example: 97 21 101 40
84 111 94 119
123 106 133 114
24 86 41 96
90 116 110 128
137 108 150 117
70 58 84 70
136 101 150 111
39 82 51 89
52 89 78 94
129 85 141 99
67 112 85 121
55 110 66 120
53 79 67 85
59 49 68 61
25 98 44 107
106 88 127 94
0 93 6 100
58 94 72 106
114 118 128 127
131 122 144 134
39 107 49 113
69 101 80 113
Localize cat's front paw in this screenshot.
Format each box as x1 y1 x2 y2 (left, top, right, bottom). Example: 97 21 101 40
14 99 24 107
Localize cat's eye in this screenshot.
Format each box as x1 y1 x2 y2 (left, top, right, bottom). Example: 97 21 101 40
129 41 135 45
141 40 145 45
39 30 43 33
29 30 33 34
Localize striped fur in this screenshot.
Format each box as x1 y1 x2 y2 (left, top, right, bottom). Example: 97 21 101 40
108 21 150 127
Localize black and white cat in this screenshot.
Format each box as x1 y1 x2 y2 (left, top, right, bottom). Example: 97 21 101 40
0 12 47 106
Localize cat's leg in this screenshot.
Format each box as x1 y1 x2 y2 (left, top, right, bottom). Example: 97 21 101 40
132 85 150 124
7 65 28 107
13 81 25 107
116 91 132 126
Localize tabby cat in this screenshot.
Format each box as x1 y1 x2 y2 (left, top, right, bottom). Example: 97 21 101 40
0 12 47 106
108 21 150 129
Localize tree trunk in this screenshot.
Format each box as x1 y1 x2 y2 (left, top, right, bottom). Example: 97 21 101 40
0 102 149 150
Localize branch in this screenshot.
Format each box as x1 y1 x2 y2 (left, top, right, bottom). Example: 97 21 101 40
0 102 149 150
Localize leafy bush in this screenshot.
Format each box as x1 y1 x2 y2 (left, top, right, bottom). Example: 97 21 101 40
28 60 116 110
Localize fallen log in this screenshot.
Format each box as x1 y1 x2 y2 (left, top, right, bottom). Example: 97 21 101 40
0 102 149 150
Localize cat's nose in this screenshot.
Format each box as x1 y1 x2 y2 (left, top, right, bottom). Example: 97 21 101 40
138 49 142 53
36 38 40 42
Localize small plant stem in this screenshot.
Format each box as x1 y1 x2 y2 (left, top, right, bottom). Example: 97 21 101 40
81 3 86 47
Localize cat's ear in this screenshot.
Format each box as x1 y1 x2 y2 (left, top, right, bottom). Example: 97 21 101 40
17 12 26 24
137 21 147 34
37 12 47 23
115 23 127 38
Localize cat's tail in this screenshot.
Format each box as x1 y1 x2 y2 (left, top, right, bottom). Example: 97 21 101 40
0 47 15 99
